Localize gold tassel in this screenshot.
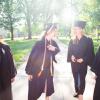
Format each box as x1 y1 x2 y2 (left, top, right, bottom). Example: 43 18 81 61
38 70 43 77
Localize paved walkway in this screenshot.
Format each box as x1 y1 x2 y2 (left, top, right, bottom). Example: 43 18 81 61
12 41 95 100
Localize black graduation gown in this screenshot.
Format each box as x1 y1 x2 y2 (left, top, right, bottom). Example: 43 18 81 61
67 35 94 94
91 47 100 100
0 43 17 100
25 38 60 100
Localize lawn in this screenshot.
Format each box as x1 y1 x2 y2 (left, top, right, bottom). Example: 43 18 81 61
6 39 37 67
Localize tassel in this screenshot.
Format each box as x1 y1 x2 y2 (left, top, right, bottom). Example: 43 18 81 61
38 38 46 77
38 70 43 77
38 65 44 77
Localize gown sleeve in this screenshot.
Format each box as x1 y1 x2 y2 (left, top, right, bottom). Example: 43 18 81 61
6 45 17 79
52 41 60 55
83 38 95 66
91 47 100 75
25 41 41 74
51 40 60 63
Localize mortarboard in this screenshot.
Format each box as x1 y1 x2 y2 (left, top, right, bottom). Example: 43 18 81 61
44 23 57 32
74 20 86 29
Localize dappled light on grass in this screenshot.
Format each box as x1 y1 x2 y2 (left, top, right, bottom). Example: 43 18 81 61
6 39 37 67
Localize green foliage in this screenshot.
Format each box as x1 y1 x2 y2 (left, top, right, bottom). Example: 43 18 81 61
0 0 21 40
93 39 100 53
58 24 70 36
31 23 43 35
0 0 100 38
6 39 37 66
59 36 70 45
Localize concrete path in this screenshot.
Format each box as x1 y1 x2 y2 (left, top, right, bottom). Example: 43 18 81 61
12 41 95 100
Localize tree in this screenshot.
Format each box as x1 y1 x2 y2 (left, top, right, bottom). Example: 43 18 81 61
17 0 35 39
0 0 20 40
90 0 100 25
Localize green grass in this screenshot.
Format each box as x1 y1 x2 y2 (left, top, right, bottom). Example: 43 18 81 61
5 39 37 66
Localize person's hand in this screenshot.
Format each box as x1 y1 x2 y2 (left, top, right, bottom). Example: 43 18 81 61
11 77 15 83
71 55 76 62
47 45 56 51
28 75 33 81
77 58 83 63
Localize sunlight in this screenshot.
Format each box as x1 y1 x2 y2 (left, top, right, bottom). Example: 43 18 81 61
62 7 76 24
52 15 59 23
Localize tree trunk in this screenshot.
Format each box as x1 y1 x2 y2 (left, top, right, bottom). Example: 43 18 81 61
10 24 14 40
26 16 32 39
25 0 32 39
9 15 14 40
6 0 14 40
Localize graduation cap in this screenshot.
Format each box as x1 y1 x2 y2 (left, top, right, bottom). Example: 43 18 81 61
74 20 86 29
44 23 57 32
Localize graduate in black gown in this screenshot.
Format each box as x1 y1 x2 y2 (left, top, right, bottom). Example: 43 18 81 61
0 35 17 100
25 23 60 100
67 21 95 100
91 46 100 100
